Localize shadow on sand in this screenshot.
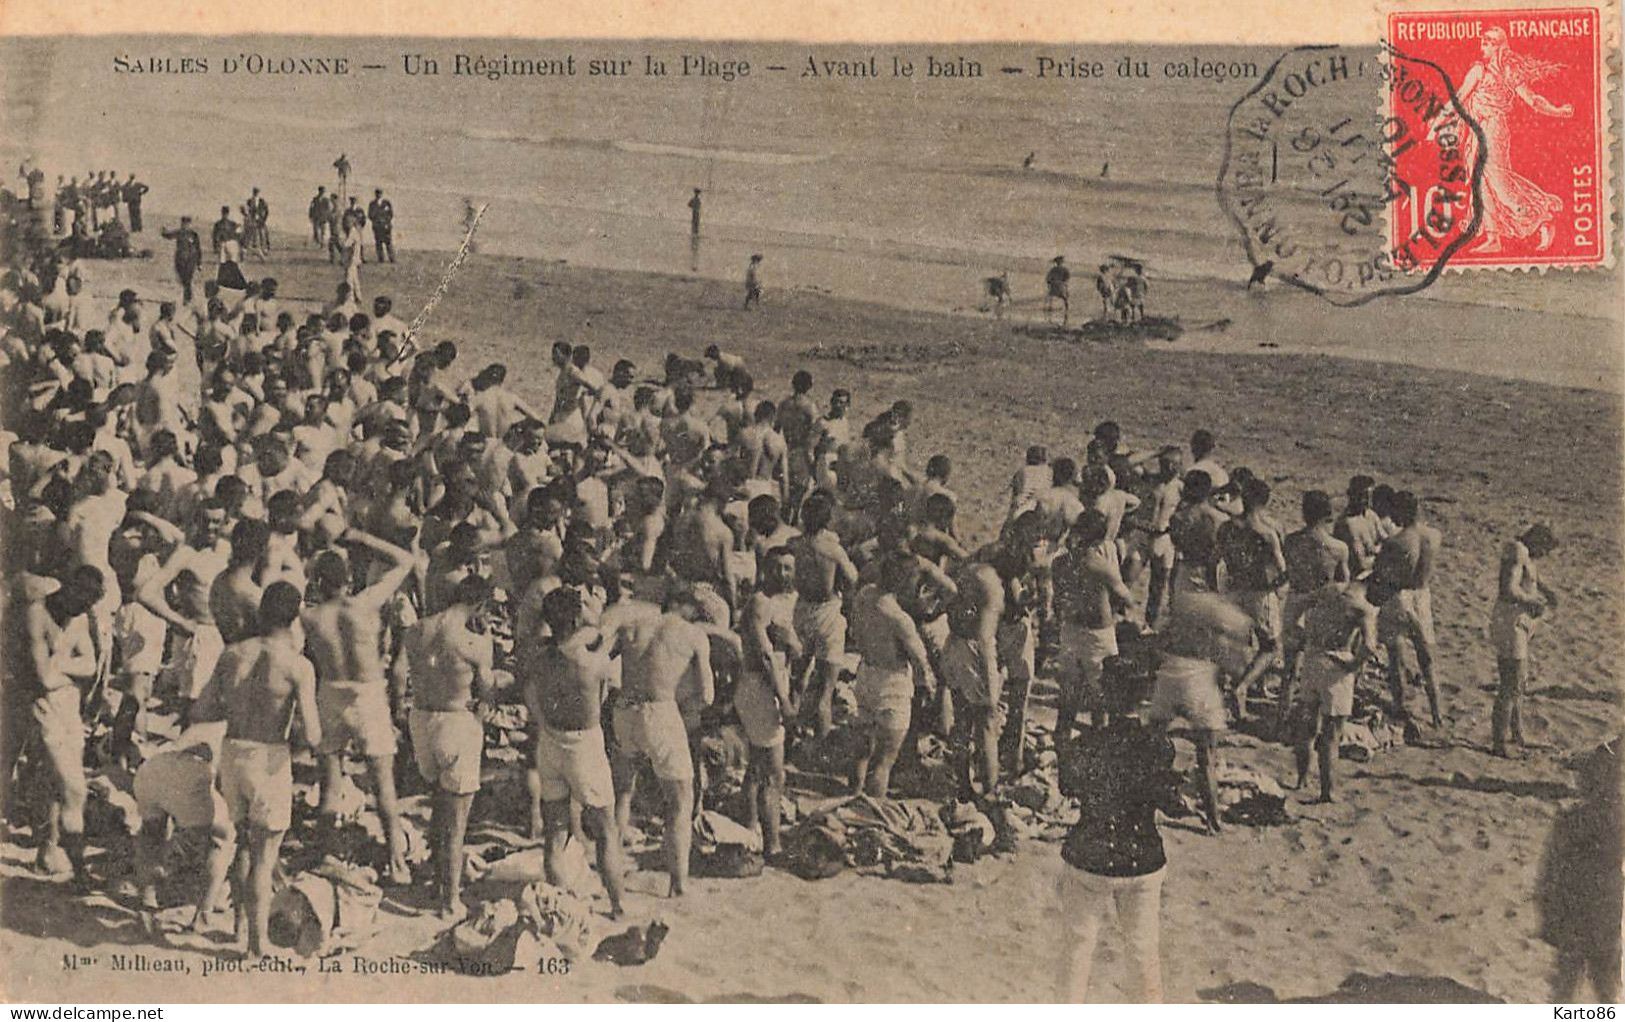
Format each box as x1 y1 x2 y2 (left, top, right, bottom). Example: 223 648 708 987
1199 972 1502 1003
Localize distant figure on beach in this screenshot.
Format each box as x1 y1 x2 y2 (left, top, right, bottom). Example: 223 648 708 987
1095 264 1115 319
1045 256 1071 326
309 186 332 249
160 215 203 303
333 153 351 199
243 186 270 257
1022 152 1035 170
369 188 395 264
462 198 480 255
1490 522 1559 757
121 174 148 233
983 272 1010 318
211 206 240 264
1101 161 1110 178
688 188 702 237
744 254 763 309
341 197 368 263
341 213 366 302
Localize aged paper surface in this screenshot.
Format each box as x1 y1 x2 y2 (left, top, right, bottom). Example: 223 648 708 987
0 0 1620 1005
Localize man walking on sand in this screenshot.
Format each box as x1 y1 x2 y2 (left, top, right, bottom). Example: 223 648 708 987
161 216 203 304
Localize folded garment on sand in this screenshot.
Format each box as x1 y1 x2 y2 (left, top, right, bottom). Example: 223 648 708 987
789 795 954 883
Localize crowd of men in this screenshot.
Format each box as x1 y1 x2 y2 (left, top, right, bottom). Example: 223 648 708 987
0 171 1561 963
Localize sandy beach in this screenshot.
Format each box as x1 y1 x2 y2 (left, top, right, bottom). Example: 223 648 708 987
1 236 1619 1003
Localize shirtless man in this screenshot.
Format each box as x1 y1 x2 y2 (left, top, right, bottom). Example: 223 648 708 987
1490 524 1559 757
1146 591 1253 833
209 518 269 645
1367 490 1443 726
790 492 859 736
1132 447 1183 627
1286 577 1378 803
1053 510 1137 738
132 726 233 934
302 531 415 881
608 592 713 896
985 511 1045 775
669 475 739 623
940 539 1005 798
193 583 321 957
526 586 626 915
8 566 105 884
850 551 937 797
395 575 497 918
736 401 788 505
1278 491 1350 728
736 546 802 854
776 371 820 521
1332 475 1381 579
1218 476 1287 721
133 504 232 713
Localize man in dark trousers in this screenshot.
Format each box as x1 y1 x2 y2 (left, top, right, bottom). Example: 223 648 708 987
688 188 702 237
368 188 395 264
121 175 148 233
161 216 204 303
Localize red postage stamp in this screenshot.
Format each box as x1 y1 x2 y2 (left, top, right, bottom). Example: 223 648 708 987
1386 5 1612 268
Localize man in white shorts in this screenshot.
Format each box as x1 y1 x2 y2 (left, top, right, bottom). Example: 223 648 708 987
1146 591 1252 834
526 586 625 916
395 575 495 919
1286 578 1378 803
302 529 415 882
193 583 321 957
736 546 802 855
607 588 713 897
850 551 936 798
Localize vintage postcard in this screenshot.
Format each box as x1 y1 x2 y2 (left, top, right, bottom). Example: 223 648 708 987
0 0 1619 1006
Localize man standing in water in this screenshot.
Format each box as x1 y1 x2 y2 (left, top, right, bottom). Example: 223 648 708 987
1045 255 1071 326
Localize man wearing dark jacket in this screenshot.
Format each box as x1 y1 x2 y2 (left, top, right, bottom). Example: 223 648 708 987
160 216 204 303
1057 667 1180 1002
